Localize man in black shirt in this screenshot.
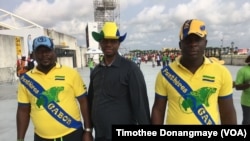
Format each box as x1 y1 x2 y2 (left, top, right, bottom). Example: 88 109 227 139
88 22 151 141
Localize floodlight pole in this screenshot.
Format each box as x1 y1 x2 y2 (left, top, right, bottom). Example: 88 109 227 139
230 42 234 65
80 46 83 69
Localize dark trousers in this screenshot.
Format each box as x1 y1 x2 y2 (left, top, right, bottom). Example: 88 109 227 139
242 105 250 125
157 60 161 66
34 128 83 141
162 61 166 67
95 137 111 141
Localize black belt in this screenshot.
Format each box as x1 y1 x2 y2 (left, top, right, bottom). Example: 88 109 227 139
34 128 83 141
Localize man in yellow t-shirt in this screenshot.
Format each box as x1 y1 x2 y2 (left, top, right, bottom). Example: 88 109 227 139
16 36 93 141
151 19 237 125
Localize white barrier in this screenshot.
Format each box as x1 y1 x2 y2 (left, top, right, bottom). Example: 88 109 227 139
0 67 17 84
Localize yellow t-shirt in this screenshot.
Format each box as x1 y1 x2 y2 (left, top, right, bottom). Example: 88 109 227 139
155 56 233 125
17 63 87 138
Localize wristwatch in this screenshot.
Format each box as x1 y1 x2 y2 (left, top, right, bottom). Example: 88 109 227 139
84 128 92 132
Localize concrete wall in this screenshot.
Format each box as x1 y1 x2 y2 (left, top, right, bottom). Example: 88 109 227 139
0 34 19 68
0 28 45 57
221 55 247 66
0 35 21 83
47 29 87 68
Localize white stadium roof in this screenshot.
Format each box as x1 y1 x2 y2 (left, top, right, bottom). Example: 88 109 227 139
0 8 43 30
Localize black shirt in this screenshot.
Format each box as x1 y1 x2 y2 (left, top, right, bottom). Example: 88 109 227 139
88 54 151 139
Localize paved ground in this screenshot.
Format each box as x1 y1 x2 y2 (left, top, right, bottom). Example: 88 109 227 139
0 62 243 140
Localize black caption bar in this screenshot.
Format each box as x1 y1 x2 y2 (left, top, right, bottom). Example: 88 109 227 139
112 125 249 140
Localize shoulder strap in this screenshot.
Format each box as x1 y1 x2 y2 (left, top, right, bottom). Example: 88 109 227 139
161 66 215 125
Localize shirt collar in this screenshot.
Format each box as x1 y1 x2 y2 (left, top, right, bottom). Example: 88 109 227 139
99 54 122 67
31 63 61 74
176 55 211 66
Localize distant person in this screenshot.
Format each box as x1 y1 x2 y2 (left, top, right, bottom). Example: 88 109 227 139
16 56 28 77
170 53 175 62
137 56 142 68
144 54 148 64
161 53 167 67
132 55 137 64
27 34 33 59
166 54 170 66
151 54 156 67
99 55 103 62
88 58 95 75
151 19 237 125
89 22 151 141
234 52 250 125
16 36 93 141
156 53 161 66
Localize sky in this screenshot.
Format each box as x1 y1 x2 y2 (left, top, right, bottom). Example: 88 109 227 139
0 0 250 51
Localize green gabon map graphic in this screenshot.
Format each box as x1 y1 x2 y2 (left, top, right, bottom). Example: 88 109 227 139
36 86 64 108
181 87 216 112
